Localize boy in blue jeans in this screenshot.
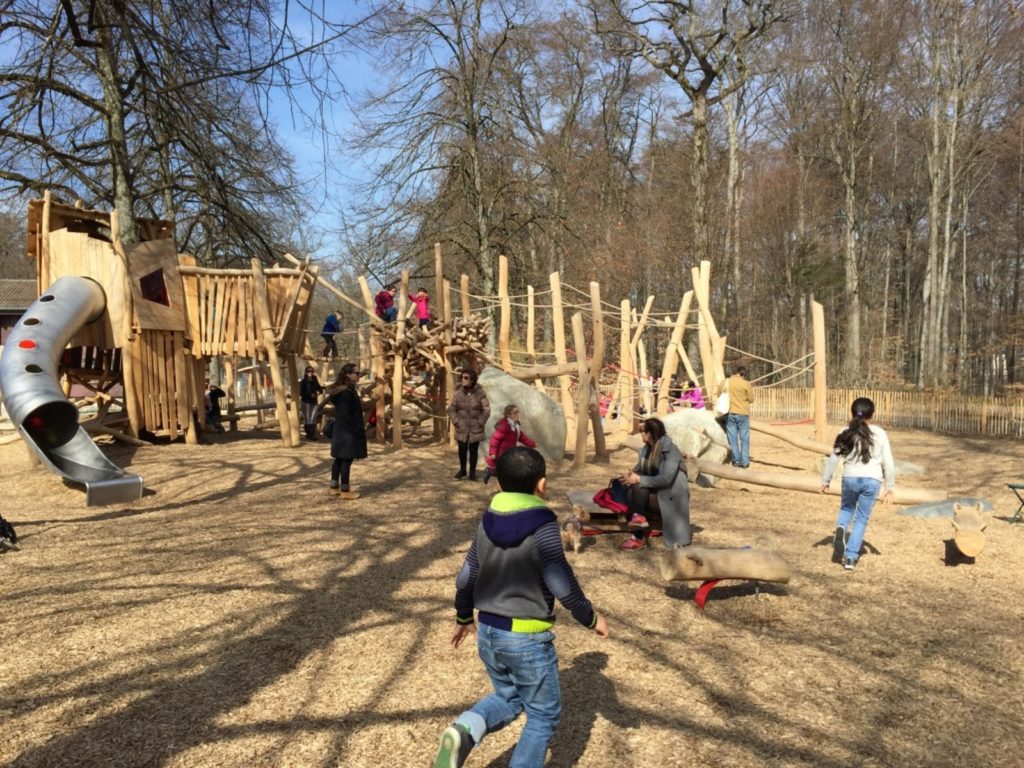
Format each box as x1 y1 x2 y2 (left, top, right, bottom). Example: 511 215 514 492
434 447 610 768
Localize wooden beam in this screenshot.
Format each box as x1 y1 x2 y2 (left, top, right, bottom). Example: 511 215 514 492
391 268 409 449
282 252 383 327
749 421 832 455
443 278 454 444
657 291 693 415
693 459 946 504
498 255 512 371
812 300 828 443
460 274 471 320
616 299 632 440
550 272 573 429
571 312 589 470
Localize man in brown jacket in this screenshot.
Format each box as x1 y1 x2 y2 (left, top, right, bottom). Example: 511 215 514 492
723 365 754 467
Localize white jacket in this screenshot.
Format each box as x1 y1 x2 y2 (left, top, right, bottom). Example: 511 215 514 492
821 424 895 490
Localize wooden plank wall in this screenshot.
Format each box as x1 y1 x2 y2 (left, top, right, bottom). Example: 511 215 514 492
125 329 192 436
752 387 1024 439
46 228 124 348
180 269 313 359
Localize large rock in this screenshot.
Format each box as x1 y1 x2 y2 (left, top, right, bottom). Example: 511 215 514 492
661 409 729 486
479 367 565 463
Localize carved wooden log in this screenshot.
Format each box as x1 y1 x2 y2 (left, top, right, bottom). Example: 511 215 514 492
952 502 987 557
694 459 947 505
659 546 792 583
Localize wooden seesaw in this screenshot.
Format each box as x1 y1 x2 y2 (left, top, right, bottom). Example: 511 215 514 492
659 545 792 609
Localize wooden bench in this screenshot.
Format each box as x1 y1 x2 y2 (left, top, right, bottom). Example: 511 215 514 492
565 490 661 534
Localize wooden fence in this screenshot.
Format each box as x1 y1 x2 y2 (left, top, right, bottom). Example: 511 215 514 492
752 387 1024 439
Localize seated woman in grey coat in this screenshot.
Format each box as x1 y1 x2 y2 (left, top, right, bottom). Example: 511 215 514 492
619 417 692 551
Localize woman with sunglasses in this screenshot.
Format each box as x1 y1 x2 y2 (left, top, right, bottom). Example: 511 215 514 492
619 417 691 551
299 365 324 440
448 368 490 481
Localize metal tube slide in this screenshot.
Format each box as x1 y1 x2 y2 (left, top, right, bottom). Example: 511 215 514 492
0 276 144 506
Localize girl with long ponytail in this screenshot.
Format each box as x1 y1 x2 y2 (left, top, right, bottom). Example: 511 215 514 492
820 397 896 570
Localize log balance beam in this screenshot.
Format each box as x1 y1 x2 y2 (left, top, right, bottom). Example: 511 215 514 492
659 545 792 610
693 458 946 505
659 546 792 583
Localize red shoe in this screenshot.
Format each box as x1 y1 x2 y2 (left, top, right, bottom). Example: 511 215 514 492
649 530 663 538
619 537 646 551
629 514 649 527
581 526 604 536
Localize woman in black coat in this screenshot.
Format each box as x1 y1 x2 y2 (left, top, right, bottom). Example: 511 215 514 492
320 362 368 499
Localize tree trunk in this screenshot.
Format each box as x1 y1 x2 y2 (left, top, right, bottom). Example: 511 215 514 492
690 93 710 267
95 14 138 245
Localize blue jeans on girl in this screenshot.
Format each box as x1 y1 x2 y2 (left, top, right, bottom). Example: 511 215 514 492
455 624 561 767
836 476 882 562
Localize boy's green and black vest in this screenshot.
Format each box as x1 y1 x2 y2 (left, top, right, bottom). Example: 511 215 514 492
474 492 558 633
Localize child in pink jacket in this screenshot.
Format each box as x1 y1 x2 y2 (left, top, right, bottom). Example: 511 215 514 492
409 288 431 327
483 404 537 484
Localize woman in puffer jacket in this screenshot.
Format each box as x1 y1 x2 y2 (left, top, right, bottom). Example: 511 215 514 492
448 368 490 481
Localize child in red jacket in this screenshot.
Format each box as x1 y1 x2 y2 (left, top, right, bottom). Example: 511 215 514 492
483 404 537 484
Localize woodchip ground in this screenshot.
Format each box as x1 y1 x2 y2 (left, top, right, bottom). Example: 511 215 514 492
1 423 1022 767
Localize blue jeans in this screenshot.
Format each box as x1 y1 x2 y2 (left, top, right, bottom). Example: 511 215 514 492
461 625 561 768
726 414 750 467
382 306 398 322
836 476 881 562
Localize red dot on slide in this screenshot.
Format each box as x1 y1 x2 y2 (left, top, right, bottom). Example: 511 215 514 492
18 339 37 349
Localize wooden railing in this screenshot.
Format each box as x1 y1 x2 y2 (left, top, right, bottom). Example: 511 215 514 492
752 387 1024 439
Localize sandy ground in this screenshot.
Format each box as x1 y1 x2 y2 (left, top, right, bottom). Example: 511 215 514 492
1 421 1023 767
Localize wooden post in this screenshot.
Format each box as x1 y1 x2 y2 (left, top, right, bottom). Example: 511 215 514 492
110 209 143 437
286 354 303 446
638 336 650 416
443 278 455 445
527 285 545 393
571 313 589 470
358 276 387 444
616 299 632 439
698 314 716 403
175 333 198 444
250 259 293 447
812 299 827 442
550 272 573 434
39 190 51 292
434 243 445 317
357 326 369 372
460 274 471 320
222 355 237 435
588 281 606 458
657 292 693 415
629 296 655 432
498 255 512 371
391 268 409 449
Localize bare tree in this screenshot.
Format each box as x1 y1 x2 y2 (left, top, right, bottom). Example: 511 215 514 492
346 0 529 297
0 0 361 255
591 0 786 269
